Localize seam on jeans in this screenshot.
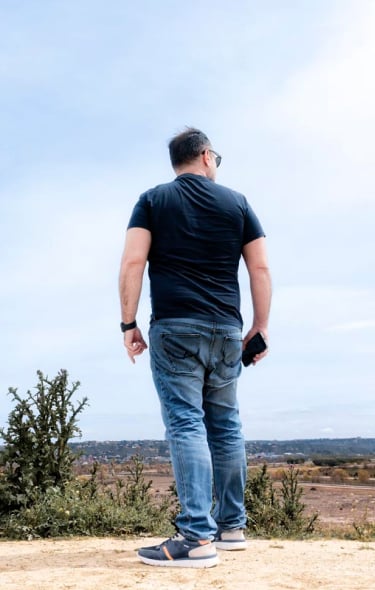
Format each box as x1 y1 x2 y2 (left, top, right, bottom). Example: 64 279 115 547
207 328 216 371
174 438 191 531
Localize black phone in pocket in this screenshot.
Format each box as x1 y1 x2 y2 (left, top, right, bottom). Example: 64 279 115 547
242 332 267 367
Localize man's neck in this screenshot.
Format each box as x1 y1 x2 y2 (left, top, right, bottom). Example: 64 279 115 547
175 164 209 178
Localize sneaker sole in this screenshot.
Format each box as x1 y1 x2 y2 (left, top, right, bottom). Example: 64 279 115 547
215 540 248 551
138 554 219 568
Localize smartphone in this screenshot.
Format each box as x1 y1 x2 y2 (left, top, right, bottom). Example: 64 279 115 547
242 332 267 367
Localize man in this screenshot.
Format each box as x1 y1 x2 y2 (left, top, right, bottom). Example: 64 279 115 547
119 128 271 568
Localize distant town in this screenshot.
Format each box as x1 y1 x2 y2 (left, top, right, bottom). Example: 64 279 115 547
70 437 375 464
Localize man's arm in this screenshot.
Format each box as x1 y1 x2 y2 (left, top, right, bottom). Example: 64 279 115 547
119 227 151 363
242 236 272 364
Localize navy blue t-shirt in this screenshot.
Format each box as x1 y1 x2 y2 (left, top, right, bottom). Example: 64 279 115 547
128 173 265 328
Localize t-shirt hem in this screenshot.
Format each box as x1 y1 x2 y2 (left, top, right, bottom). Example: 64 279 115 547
150 313 243 330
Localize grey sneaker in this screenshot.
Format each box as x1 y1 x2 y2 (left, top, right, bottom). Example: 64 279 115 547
138 533 219 568
215 528 247 551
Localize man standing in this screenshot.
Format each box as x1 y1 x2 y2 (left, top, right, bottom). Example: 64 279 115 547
119 128 271 568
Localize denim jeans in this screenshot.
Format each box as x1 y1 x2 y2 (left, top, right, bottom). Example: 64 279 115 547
149 318 247 541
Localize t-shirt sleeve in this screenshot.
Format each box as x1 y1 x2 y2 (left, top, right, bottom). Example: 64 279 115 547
127 192 151 230
242 200 265 245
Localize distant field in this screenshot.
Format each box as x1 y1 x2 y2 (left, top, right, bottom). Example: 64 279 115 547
74 459 375 533
144 469 375 530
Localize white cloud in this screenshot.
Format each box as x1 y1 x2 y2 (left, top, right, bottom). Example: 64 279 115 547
272 285 375 331
320 427 334 435
328 319 375 333
0 166 143 298
264 2 375 205
1 2 374 441
267 3 375 145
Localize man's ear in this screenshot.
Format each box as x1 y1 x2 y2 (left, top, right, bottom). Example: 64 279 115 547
201 149 211 167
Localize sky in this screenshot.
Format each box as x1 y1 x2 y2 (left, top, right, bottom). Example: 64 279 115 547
0 0 374 442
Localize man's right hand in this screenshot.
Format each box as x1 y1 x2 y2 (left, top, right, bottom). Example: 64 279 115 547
124 327 148 364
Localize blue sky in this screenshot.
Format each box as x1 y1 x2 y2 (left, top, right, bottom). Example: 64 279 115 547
1 0 374 441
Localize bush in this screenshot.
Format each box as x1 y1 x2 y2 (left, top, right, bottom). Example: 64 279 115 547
0 456 175 540
245 463 280 535
331 468 348 483
357 469 370 483
0 370 88 512
245 464 318 538
311 456 362 467
352 519 375 542
0 371 176 540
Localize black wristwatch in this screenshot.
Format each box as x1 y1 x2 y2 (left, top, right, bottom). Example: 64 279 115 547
120 320 137 332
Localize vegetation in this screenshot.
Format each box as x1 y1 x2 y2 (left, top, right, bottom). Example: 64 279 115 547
0 370 88 513
0 456 174 540
245 438 375 457
311 456 369 467
0 371 174 540
0 371 373 541
66 438 375 464
245 464 318 538
352 518 375 542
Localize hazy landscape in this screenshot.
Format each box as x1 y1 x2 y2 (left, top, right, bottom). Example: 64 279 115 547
1 438 375 589
71 438 375 535
70 438 375 463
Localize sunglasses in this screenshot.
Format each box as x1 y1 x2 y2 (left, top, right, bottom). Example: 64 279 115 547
202 149 222 168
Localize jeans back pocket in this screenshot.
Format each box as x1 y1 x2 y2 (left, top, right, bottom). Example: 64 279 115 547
215 335 242 381
161 333 200 375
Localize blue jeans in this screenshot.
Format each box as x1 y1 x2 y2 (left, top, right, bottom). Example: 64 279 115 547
149 318 247 541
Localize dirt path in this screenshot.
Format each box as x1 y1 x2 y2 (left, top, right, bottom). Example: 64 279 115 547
0 537 374 590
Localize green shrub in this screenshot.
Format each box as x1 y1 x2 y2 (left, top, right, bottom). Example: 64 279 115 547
0 370 88 512
279 465 318 535
0 456 175 540
352 503 375 542
245 463 280 535
0 371 176 540
245 464 318 538
352 520 375 542
311 456 363 467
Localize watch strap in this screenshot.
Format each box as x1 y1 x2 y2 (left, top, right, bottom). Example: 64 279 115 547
120 320 137 332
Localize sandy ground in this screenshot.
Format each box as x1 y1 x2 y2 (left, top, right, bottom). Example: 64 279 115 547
1 536 374 590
